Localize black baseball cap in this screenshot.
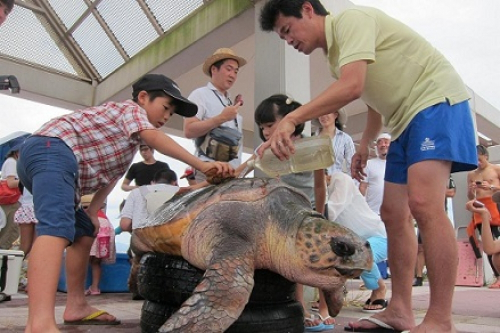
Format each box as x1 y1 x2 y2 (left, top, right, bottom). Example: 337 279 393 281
132 74 198 117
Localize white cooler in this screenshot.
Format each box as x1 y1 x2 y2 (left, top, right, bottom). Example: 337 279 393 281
0 249 24 295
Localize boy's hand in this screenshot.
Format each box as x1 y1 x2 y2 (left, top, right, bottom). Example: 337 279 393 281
85 209 100 237
201 162 235 184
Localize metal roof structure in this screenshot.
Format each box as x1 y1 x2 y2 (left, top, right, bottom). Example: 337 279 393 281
1 0 206 83
1 0 499 149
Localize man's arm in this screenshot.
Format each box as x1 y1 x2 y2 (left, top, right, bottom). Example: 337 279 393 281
184 104 242 139
466 171 476 200
314 169 326 215
257 60 368 159
119 217 132 233
352 107 383 181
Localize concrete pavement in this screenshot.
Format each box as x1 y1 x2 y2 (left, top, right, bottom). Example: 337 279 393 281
1 279 499 332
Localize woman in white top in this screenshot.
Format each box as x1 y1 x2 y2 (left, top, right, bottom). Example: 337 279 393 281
315 108 355 176
0 143 21 249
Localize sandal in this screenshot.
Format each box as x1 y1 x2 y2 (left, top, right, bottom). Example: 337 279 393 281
304 315 326 332
85 288 101 296
318 314 335 329
362 298 388 313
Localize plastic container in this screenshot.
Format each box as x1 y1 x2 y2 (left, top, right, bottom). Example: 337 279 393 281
58 252 131 293
251 135 335 177
0 249 24 295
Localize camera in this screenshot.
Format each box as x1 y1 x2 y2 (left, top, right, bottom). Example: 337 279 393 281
0 75 21 94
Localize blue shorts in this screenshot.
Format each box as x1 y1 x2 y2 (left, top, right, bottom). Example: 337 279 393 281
385 101 477 184
17 136 95 243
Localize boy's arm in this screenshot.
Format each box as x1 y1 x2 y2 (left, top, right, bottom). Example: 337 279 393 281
86 180 117 236
139 129 234 180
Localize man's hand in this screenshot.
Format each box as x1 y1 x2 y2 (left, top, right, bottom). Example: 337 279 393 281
351 145 369 182
256 118 296 160
201 162 235 184
217 104 240 123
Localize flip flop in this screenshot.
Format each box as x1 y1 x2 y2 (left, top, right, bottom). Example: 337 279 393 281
64 310 121 325
344 317 401 332
362 299 388 313
304 315 326 332
318 314 335 330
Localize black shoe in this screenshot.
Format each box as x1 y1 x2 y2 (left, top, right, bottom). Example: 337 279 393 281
412 277 423 287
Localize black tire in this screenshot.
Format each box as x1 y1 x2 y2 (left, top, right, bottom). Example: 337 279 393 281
226 301 304 333
140 300 177 333
249 269 296 304
140 300 304 333
138 253 296 306
137 253 204 305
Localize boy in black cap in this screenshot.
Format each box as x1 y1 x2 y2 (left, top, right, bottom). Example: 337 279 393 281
16 73 233 331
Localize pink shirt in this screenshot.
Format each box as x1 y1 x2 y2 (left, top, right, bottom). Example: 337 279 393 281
35 100 155 194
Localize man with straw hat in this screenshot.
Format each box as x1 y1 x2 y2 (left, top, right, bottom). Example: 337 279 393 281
184 48 247 183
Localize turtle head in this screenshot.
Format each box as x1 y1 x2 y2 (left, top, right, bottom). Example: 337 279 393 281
296 214 372 278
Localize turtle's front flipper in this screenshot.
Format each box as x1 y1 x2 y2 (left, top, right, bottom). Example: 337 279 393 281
159 255 255 332
322 283 346 318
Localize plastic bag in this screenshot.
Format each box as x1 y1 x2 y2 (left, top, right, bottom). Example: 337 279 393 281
0 180 21 205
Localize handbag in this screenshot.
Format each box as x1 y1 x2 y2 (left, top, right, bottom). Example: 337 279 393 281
0 180 21 205
196 126 242 162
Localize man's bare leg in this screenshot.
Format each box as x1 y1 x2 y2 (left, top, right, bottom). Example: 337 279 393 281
347 182 416 331
408 160 457 333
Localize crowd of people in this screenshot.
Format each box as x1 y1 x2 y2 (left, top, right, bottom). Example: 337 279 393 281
1 1 499 333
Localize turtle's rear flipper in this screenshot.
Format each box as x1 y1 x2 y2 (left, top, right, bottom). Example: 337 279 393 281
159 255 255 332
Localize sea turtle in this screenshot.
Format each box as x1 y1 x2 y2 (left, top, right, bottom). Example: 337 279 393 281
130 178 372 332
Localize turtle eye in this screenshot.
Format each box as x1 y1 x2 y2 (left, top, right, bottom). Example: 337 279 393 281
329 238 355 257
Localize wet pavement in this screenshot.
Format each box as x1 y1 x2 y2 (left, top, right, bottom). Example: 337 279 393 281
1 279 499 332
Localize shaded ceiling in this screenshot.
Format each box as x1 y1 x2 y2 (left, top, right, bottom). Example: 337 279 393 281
1 0 499 150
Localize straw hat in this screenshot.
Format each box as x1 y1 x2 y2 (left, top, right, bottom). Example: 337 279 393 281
202 48 247 76
81 194 94 206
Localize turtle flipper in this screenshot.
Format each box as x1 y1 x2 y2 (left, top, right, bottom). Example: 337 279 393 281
158 255 255 332
322 284 346 317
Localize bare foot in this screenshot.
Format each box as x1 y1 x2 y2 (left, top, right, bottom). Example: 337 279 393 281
409 318 456 333
63 305 118 324
345 307 414 332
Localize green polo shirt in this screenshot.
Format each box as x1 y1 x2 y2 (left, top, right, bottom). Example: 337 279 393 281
325 7 469 139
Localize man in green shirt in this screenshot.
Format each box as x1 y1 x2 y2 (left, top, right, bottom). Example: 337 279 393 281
259 1 477 332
